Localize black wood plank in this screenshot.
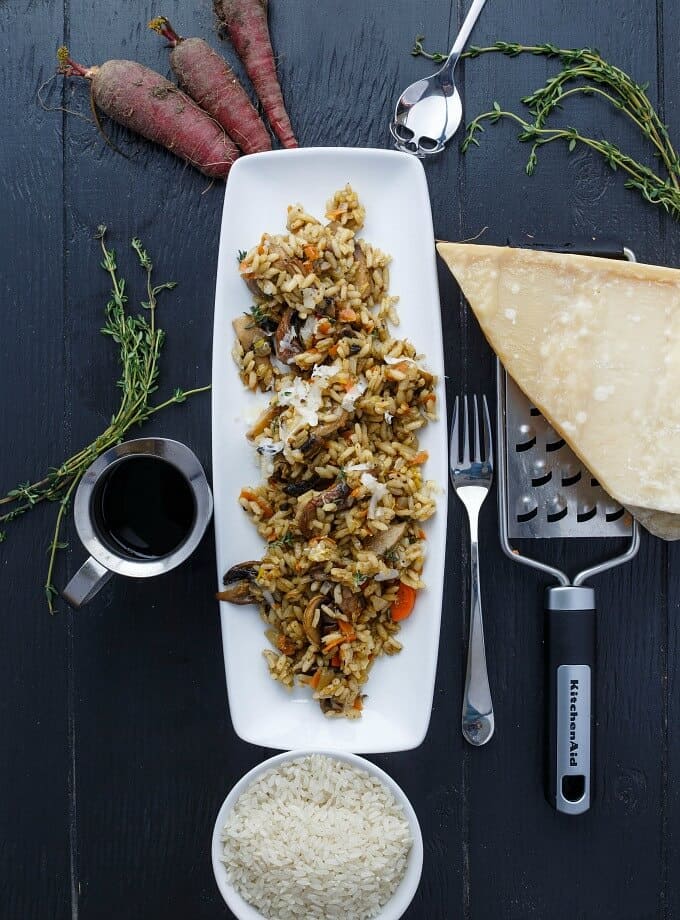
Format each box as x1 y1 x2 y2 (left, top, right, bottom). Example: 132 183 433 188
61 3 231 917
58 1 460 918
658 0 679 916
445 0 667 916
0 2 72 918
3 0 676 916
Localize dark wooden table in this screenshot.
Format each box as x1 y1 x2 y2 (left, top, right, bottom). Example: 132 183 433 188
2 1 678 917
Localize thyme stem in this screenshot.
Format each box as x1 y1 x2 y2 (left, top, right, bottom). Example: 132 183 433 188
0 227 210 611
411 37 680 213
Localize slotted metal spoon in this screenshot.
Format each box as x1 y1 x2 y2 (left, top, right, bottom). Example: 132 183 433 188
390 0 487 156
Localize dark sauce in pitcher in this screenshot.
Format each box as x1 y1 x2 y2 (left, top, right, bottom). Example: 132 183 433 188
95 456 195 559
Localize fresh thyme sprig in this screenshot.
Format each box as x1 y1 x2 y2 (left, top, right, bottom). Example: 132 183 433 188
0 227 210 612
411 37 680 217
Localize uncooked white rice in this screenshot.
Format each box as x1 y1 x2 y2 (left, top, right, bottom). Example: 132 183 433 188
221 754 412 920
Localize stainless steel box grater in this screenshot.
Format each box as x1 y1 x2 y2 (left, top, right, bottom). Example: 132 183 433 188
495 242 640 816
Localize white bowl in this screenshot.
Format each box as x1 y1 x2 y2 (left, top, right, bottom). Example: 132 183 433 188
211 749 424 920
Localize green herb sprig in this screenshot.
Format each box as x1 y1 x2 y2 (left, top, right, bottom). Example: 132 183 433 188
0 227 210 612
411 37 680 218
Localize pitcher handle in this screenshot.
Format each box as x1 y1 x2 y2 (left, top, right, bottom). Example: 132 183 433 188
62 557 113 608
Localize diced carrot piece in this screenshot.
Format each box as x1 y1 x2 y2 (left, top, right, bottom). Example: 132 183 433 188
353 696 363 711
391 582 417 621
338 306 358 322
408 451 429 466
309 669 321 690
239 488 273 518
276 634 296 656
338 620 356 639
323 635 345 652
331 653 341 668
303 245 319 261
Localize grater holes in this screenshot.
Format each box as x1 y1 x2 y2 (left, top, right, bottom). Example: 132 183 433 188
515 422 536 452
605 507 625 522
530 457 551 488
546 437 566 452
561 468 582 487
517 507 538 523
577 506 597 523
591 477 599 488
546 494 568 523
516 495 538 523
529 407 541 417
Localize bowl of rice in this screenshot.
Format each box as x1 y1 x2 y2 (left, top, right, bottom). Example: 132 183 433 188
211 749 423 920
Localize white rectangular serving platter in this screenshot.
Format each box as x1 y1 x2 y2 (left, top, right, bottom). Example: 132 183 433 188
212 147 447 752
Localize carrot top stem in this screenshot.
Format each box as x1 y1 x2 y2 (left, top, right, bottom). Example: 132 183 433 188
148 16 182 46
56 45 95 79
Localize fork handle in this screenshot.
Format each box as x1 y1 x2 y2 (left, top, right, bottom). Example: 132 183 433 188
462 536 495 745
545 586 595 815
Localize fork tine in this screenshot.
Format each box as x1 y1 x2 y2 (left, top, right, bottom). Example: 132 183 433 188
472 394 482 463
449 395 460 462
482 395 493 465
462 395 470 465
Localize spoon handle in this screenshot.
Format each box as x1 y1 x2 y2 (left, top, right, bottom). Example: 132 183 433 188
448 0 487 61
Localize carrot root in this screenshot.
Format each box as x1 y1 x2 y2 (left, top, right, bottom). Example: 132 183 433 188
59 52 238 179
150 21 272 155
214 0 298 148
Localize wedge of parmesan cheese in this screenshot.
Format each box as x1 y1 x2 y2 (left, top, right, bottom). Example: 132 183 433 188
438 242 680 540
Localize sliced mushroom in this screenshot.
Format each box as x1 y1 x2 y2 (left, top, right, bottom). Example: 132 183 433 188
302 594 323 647
274 307 303 364
240 273 265 298
339 585 363 622
246 405 281 440
366 522 407 556
232 314 266 352
233 315 273 389
216 561 262 605
270 243 306 277
353 243 371 297
318 296 337 319
296 480 352 538
282 475 327 498
299 410 350 458
320 697 344 714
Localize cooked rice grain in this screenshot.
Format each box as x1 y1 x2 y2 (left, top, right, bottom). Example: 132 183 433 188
228 187 438 717
221 755 412 920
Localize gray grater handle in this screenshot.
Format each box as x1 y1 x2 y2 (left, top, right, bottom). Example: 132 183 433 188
545 586 595 816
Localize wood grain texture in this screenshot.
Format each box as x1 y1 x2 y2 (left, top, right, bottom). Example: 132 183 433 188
658 0 679 915
0 0 677 917
0 2 72 918
449 1 668 917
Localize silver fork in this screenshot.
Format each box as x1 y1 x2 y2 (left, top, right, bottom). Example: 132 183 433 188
450 395 495 746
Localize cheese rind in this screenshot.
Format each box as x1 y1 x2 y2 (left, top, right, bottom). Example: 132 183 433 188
438 242 680 540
